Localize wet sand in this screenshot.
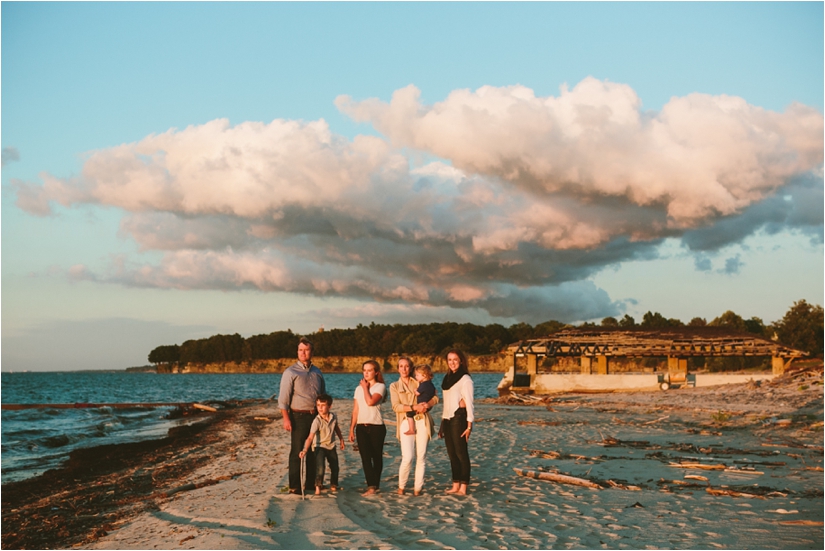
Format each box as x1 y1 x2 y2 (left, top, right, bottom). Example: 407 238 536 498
3 367 822 549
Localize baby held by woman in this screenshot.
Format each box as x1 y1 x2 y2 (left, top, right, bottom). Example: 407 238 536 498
404 365 435 435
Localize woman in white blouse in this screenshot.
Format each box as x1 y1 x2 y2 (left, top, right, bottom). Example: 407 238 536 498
389 357 438 496
439 349 474 495
349 359 387 496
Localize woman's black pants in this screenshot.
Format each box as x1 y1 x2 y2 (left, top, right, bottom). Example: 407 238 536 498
443 407 471 484
355 423 386 489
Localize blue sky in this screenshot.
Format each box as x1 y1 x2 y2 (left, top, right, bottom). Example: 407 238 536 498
2 2 823 371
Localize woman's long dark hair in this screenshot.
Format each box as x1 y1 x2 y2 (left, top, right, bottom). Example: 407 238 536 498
442 349 470 390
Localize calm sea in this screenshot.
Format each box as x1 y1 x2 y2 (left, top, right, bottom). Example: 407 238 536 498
0 371 503 484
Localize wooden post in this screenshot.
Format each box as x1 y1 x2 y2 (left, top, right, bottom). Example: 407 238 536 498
772 356 786 375
667 356 686 373
596 355 608 375
580 356 592 374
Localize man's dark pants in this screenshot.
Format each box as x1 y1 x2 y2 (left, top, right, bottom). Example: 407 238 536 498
289 411 316 492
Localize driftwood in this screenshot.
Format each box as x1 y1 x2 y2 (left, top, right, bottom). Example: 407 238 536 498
514 468 602 489
192 403 218 412
706 487 765 499
518 420 561 426
684 475 708 481
606 480 641 491
733 459 786 467
528 449 561 459
642 415 670 425
669 462 726 471
527 449 601 461
724 468 764 475
779 520 824 526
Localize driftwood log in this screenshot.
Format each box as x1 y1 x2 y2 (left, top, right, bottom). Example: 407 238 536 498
514 468 602 489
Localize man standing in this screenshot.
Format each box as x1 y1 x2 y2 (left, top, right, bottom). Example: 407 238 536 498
278 337 326 494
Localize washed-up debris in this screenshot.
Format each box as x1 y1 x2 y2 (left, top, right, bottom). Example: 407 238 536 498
706 487 765 499
518 420 561 426
642 415 670 425
162 472 246 497
606 480 641 491
723 467 764 475
733 459 786 467
528 449 561 459
514 468 602 489
669 462 726 471
778 520 824 526
193 403 218 412
685 474 708 481
768 509 798 514
527 448 602 462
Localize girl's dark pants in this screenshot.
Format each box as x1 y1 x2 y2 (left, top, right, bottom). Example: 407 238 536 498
314 447 339 487
355 423 386 489
443 407 471 484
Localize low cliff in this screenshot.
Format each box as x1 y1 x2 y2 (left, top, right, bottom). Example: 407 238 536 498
155 353 511 374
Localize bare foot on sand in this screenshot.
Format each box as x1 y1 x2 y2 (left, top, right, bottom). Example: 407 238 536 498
446 483 460 494
362 487 377 496
315 486 321 495
397 488 405 495
413 489 421 496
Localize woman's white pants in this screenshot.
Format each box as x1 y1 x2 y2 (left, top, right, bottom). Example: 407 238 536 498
398 416 429 492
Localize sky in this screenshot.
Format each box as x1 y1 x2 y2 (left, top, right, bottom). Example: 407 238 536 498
2 1 823 371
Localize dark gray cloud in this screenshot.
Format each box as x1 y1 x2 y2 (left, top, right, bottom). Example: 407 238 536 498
1 146 20 167
682 173 824 252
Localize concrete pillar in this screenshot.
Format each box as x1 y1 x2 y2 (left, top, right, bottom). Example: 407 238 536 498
580 356 592 374
772 356 786 375
596 355 608 375
526 354 538 376
508 354 516 380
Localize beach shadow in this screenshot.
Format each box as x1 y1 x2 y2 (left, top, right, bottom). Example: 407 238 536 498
149 509 277 548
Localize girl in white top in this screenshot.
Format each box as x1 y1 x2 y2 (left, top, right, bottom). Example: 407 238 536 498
349 360 387 496
440 349 474 495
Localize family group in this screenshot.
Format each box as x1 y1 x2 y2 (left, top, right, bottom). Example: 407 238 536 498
277 338 474 497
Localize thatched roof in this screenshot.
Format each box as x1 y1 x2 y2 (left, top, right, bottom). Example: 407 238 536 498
507 327 806 358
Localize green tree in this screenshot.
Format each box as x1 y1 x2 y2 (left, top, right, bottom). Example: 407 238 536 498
148 344 180 364
641 311 671 329
773 300 824 356
688 317 707 327
709 310 747 332
601 316 619 327
744 316 767 337
618 314 636 328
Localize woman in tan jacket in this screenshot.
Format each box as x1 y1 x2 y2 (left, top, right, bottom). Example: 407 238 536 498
389 357 438 495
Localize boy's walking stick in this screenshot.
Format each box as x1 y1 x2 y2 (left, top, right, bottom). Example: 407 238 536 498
300 455 306 500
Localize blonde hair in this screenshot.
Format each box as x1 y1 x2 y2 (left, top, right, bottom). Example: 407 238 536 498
414 364 433 381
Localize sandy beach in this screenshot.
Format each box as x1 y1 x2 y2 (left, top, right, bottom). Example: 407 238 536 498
3 366 822 550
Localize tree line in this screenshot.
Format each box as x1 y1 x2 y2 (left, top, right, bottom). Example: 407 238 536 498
148 299 823 365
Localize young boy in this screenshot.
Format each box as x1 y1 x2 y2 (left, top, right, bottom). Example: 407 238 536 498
404 364 436 435
299 393 345 494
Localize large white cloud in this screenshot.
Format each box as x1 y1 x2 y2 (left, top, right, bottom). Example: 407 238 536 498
13 78 823 322
336 77 823 225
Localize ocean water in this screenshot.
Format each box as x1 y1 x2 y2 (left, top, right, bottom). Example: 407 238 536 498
1 371 503 484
